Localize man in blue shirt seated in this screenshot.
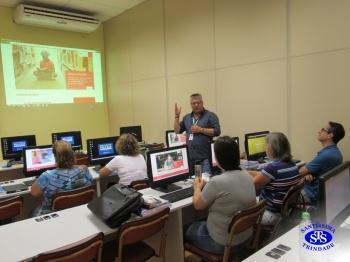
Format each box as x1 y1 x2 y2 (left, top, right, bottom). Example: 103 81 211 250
300 121 345 205
174 93 221 173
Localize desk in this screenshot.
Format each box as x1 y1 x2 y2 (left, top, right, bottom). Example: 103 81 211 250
0 180 193 262
0 162 23 182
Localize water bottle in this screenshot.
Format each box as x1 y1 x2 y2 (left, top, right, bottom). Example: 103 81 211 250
299 211 312 262
194 161 202 178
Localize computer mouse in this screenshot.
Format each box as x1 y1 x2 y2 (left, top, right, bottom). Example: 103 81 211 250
6 161 12 168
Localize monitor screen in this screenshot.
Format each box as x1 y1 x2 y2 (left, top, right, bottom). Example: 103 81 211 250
52 131 82 150
23 145 56 177
1 135 36 160
120 126 142 142
87 136 119 166
165 130 186 148
147 145 190 190
244 131 269 161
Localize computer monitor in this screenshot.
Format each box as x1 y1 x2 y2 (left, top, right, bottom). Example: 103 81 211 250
147 145 191 193
87 136 119 166
23 145 56 177
244 131 269 161
318 162 350 224
51 131 82 150
1 135 36 161
165 130 186 148
120 125 142 142
210 137 239 174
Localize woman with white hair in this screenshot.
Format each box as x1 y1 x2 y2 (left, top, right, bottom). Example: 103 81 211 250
248 132 300 225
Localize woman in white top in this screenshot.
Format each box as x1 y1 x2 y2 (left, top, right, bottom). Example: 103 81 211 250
99 134 147 185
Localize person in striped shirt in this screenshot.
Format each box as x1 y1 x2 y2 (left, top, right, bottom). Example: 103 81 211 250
248 132 300 225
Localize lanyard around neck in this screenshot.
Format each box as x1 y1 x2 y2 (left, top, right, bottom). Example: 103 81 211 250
192 117 199 125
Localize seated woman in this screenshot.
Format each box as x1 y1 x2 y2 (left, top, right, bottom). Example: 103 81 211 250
185 136 256 254
30 141 93 217
248 132 300 225
99 134 147 185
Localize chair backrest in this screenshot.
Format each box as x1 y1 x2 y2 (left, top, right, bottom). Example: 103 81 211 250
52 185 96 212
226 199 266 257
130 179 149 191
33 232 104 262
281 178 305 218
116 207 170 261
0 196 23 221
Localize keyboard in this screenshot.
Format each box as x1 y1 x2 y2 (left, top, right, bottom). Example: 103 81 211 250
23 179 36 187
3 183 28 194
93 165 102 172
160 187 194 203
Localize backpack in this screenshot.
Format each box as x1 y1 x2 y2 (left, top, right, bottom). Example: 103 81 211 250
87 184 143 228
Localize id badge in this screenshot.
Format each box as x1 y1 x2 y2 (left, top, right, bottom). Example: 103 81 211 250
189 134 194 141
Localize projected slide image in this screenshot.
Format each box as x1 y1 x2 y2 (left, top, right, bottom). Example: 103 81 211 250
1 40 103 105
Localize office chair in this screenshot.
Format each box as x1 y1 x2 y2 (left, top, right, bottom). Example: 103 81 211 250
33 232 104 262
259 178 305 244
52 185 96 212
115 206 170 262
184 200 266 262
0 195 23 224
130 179 149 191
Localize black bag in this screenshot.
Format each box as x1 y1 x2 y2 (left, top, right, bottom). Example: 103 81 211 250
87 184 143 228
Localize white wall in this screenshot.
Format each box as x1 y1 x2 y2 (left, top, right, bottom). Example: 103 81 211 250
104 0 350 161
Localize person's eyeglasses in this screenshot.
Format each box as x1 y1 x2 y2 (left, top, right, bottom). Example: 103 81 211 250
321 127 331 133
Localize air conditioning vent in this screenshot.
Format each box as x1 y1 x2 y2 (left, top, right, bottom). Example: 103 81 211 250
13 4 100 33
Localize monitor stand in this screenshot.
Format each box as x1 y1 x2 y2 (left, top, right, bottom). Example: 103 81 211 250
155 183 182 193
6 158 23 167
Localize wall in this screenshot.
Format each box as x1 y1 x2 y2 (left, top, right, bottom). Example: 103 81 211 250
104 0 350 161
0 6 110 160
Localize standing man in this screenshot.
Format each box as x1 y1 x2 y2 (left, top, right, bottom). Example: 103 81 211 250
174 93 221 173
300 121 345 205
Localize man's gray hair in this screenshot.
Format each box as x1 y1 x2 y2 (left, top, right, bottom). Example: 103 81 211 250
190 93 202 99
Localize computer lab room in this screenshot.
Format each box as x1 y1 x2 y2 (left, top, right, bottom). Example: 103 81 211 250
0 0 349 261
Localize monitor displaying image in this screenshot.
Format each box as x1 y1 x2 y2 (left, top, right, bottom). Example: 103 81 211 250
87 136 119 166
52 131 82 150
24 146 56 173
1 135 36 160
244 131 269 161
61 135 74 144
149 147 189 182
166 130 186 148
12 140 28 152
98 143 114 156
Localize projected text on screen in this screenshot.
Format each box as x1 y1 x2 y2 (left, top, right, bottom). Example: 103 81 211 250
1 40 103 105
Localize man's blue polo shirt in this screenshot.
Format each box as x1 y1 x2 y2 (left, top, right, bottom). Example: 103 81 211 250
304 144 343 204
179 109 220 161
